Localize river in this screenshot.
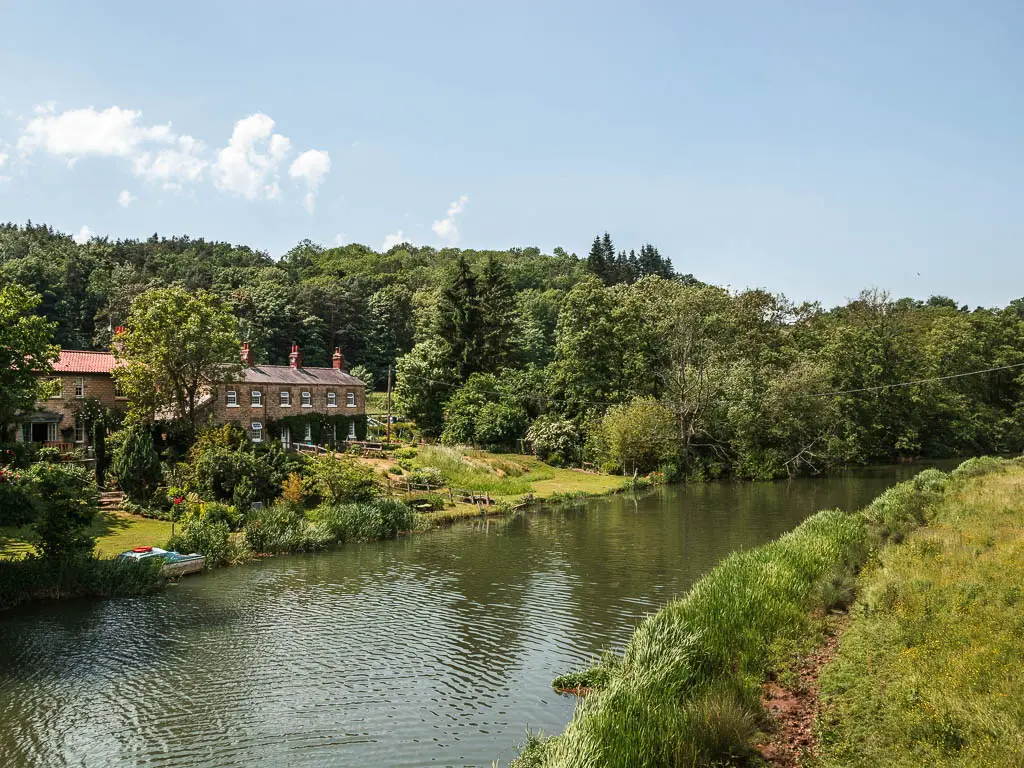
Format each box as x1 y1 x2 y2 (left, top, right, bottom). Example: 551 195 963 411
0 464 935 767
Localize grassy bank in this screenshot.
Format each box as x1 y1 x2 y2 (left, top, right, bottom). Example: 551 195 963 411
1 510 174 560
815 460 1024 767
512 463 968 767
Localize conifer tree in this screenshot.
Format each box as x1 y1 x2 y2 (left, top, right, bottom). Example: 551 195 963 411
586 235 607 281
112 425 162 503
477 257 517 371
438 255 481 380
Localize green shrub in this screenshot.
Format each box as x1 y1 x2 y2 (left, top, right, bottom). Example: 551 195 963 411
392 446 418 459
306 454 380 503
951 456 1008 479
166 517 235 568
410 466 444 486
243 504 327 554
312 499 415 542
112 425 162 502
0 555 165 611
21 462 100 558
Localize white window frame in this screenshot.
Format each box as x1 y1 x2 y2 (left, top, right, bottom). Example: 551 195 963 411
347 421 357 439
74 377 84 399
280 390 291 407
251 390 262 408
346 391 356 408
251 422 263 443
304 422 312 443
280 425 291 448
49 377 63 399
74 421 86 444
326 391 337 408
47 423 59 443
301 391 312 408
226 390 238 407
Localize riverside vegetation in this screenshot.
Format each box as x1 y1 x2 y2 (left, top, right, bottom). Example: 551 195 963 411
511 458 1015 767
6 224 1024 482
815 456 1024 767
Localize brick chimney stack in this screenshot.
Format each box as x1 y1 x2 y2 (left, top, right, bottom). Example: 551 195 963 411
332 347 345 370
113 326 127 354
241 342 254 368
289 343 303 369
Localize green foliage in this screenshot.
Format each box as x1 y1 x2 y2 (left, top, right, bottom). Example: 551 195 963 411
112 425 162 503
348 364 374 392
93 421 107 489
167 517 236 567
306 454 380 503
0 284 59 432
0 555 165 612
311 499 415 542
413 445 543 493
392 446 418 459
526 415 580 466
597 398 678 475
21 462 100 558
113 285 241 426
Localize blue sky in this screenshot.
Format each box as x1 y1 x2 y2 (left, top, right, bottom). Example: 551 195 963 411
1 1 1022 307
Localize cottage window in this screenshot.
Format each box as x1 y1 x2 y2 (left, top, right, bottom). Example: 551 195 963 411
251 390 262 407
74 377 84 398
346 391 356 408
251 422 263 442
280 390 291 407
74 421 86 444
301 391 312 407
280 425 291 448
226 390 238 407
113 380 125 399
49 378 62 399
47 423 58 443
304 422 313 443
348 421 357 439
327 391 337 408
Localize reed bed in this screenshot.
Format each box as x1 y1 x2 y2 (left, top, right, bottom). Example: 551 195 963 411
0 555 166 611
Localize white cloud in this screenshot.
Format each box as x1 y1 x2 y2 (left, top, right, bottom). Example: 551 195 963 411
0 152 7 169
431 195 469 243
288 149 331 214
118 189 135 207
213 113 292 200
381 231 411 251
72 225 94 244
18 105 173 160
132 135 207 190
334 233 346 246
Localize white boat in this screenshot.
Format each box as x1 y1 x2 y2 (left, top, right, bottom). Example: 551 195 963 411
117 546 206 577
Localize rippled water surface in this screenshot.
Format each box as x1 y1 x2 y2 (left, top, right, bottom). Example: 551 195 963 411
0 466 933 767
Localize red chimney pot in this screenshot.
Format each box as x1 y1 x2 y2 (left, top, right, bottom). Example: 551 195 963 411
289 343 303 369
241 341 254 368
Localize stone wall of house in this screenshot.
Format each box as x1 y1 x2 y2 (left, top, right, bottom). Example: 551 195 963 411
33 373 125 444
210 382 366 439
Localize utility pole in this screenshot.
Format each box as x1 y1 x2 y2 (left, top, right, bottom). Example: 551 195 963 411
386 364 393 444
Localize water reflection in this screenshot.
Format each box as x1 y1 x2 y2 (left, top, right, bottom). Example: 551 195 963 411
0 464 937 767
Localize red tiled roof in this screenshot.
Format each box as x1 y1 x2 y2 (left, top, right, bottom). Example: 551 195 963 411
52 350 117 374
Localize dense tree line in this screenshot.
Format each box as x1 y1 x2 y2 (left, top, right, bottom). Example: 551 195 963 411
4 221 1024 478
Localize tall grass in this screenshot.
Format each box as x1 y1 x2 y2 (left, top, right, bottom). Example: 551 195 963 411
0 555 166 611
815 461 1024 767
414 445 549 494
512 465 963 768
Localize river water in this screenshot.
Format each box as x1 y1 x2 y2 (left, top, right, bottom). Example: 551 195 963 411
0 465 933 767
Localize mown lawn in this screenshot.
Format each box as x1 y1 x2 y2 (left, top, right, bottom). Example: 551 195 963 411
0 511 173 560
815 466 1024 767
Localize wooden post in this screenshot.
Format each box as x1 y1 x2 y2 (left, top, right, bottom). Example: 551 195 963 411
485 491 491 507
448 486 454 504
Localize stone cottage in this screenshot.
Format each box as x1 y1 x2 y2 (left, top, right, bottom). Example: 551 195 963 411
13 349 125 450
215 343 367 446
